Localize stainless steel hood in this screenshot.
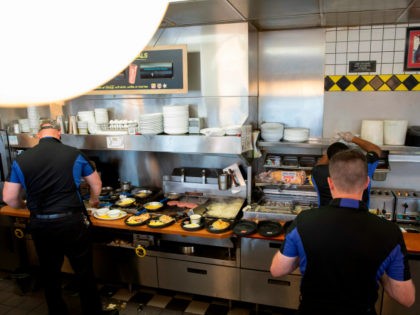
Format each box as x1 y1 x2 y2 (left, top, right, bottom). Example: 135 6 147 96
164 0 420 30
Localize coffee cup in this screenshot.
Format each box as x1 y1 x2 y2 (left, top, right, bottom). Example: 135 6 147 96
190 214 201 225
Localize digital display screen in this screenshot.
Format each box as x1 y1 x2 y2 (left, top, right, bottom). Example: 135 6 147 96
140 62 173 79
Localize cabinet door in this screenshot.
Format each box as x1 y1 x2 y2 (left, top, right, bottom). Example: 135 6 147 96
241 238 282 270
157 257 240 300
241 269 301 309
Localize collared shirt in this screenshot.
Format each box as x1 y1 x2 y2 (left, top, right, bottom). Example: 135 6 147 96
7 137 95 214
281 198 411 311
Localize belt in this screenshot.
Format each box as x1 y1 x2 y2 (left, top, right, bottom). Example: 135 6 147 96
33 212 76 220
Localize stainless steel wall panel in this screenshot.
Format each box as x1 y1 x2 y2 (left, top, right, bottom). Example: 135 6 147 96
258 29 325 137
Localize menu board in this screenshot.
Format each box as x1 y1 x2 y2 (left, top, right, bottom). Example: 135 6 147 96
90 44 188 95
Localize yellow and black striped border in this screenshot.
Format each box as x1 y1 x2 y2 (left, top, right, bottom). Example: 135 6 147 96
325 74 420 91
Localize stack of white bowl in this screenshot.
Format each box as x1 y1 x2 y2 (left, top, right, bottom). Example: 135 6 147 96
77 111 96 134
138 113 163 134
163 105 189 134
283 127 309 142
19 118 30 133
261 122 284 142
77 121 89 134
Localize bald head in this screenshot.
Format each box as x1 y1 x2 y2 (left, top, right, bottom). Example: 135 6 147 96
37 121 61 139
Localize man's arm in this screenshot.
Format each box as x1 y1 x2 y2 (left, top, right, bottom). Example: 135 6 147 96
83 171 102 208
381 273 415 307
351 136 382 157
2 182 25 208
270 251 299 278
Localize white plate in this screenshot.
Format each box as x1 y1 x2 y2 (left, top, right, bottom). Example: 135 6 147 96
94 210 127 220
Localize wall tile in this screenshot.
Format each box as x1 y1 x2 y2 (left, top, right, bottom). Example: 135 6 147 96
348 29 359 41
348 41 359 52
337 30 348 41
396 27 406 39
358 53 370 60
382 40 395 51
393 63 404 73
336 64 347 75
372 28 383 40
347 53 358 62
382 51 394 63
336 42 347 53
395 39 405 51
336 53 347 64
360 29 371 41
383 27 396 39
325 65 335 75
370 52 382 63
394 51 405 63
381 64 393 73
370 40 382 52
359 41 370 52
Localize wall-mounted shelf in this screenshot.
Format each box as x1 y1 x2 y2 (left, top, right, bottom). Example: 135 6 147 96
258 138 420 162
8 133 251 155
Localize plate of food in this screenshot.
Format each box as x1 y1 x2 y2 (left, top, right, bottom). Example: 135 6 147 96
206 218 232 234
94 210 127 221
124 213 151 226
147 214 175 228
181 217 205 231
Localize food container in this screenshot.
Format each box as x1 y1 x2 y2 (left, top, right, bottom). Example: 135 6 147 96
361 120 383 145
190 214 201 224
383 120 408 145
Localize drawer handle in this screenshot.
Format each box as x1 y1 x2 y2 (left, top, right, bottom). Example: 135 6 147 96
268 279 290 286
187 267 207 275
269 242 281 249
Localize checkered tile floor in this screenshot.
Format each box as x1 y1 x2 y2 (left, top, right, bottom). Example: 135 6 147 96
0 270 297 315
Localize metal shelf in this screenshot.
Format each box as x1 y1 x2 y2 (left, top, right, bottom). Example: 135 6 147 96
258 138 420 162
8 133 251 155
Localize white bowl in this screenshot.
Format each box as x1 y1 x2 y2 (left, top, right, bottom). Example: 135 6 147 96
190 214 202 224
95 208 109 216
106 209 122 218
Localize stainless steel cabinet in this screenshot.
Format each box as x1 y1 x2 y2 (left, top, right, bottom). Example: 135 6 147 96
240 238 282 270
241 269 300 309
157 257 240 300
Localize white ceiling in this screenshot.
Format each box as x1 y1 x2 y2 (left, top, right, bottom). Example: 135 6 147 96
163 0 420 30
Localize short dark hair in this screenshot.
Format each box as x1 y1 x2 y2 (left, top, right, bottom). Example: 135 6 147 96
327 142 349 159
329 149 367 193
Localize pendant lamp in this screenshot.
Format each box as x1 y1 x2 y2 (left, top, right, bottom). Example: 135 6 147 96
0 0 169 106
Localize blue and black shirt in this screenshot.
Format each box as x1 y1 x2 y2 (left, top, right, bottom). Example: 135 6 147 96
7 137 95 215
281 198 411 314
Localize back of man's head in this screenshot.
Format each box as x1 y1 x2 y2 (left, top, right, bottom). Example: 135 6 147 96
329 149 368 195
327 142 349 159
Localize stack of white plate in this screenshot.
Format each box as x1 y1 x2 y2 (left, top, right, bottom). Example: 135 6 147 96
138 113 163 134
283 127 309 142
261 122 284 141
163 105 189 134
27 106 40 133
94 108 109 125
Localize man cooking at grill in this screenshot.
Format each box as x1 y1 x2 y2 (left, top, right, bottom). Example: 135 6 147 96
270 149 415 315
2 120 117 315
311 131 382 208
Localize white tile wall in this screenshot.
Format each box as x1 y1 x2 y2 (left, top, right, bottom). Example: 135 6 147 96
325 24 420 75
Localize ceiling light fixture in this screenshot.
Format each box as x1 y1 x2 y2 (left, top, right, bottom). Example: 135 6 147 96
0 0 169 107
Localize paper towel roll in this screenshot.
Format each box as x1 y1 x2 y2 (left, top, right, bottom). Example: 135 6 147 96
361 120 383 145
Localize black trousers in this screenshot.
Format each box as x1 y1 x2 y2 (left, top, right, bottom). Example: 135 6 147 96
30 213 103 315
